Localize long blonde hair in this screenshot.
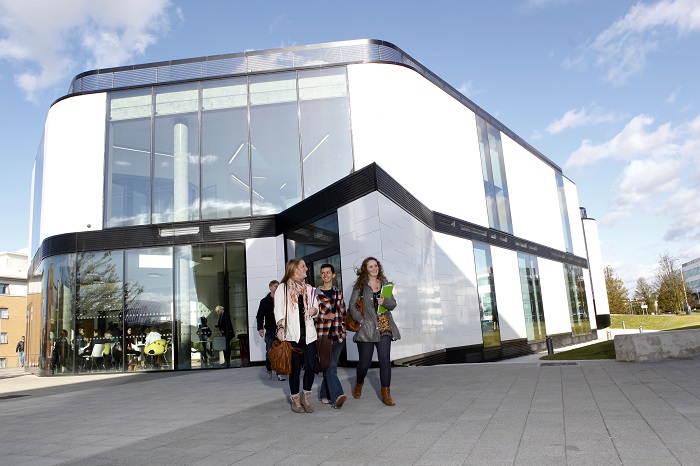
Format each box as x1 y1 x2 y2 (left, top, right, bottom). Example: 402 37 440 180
281 258 304 284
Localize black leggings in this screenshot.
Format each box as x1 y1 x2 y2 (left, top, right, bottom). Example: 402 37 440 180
289 339 316 395
356 335 392 387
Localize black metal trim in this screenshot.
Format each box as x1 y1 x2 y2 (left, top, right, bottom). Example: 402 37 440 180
32 164 587 272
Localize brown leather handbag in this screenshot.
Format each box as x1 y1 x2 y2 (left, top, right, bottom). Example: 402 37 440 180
268 284 302 375
346 294 364 333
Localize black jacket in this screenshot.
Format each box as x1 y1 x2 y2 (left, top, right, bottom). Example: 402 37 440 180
256 294 276 333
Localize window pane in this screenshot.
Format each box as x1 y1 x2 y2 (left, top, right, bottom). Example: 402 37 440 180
43 254 76 375
556 173 574 253
201 79 251 219
250 73 301 214
518 253 546 341
106 89 152 227
299 69 353 197
76 251 124 373
476 117 512 234
153 84 200 223
125 247 173 371
565 264 591 335
473 243 501 348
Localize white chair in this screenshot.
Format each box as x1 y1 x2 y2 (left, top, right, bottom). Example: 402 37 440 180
87 343 105 371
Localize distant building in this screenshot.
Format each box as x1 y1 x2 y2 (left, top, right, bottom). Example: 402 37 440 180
682 257 700 304
27 39 609 376
0 251 28 368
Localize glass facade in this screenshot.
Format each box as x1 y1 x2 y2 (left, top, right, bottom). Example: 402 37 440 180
564 264 591 335
556 173 574 253
476 116 512 234
518 253 546 342
104 68 353 227
473 242 501 348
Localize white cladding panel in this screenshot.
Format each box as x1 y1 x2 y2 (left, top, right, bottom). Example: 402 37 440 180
246 235 285 362
563 177 587 257
583 219 610 318
434 232 483 347
42 93 106 243
539 259 572 335
347 63 488 226
490 247 526 341
338 192 444 361
502 134 564 250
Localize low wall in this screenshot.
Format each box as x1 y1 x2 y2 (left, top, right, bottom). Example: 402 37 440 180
614 329 700 362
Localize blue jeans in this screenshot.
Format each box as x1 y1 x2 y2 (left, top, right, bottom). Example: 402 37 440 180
19 351 25 367
319 340 344 403
264 332 274 372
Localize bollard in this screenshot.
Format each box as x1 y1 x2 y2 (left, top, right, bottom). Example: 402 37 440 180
622 321 626 329
639 325 642 333
606 330 611 341
546 336 554 355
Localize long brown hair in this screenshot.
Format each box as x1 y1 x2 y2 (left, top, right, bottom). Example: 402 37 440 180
353 256 386 290
281 258 304 284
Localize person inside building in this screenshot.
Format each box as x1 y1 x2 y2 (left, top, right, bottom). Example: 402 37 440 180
348 256 400 406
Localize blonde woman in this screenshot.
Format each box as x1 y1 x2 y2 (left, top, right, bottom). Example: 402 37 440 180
274 259 320 413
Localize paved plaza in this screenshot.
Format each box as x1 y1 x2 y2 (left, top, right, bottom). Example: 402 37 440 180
1 349 700 465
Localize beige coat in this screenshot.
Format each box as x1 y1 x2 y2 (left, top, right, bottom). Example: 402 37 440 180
273 282 318 344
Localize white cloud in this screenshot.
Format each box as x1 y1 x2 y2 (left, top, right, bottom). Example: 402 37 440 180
661 187 700 241
574 0 700 84
457 81 474 98
565 114 680 168
614 158 683 207
0 0 174 102
545 103 618 134
666 87 681 104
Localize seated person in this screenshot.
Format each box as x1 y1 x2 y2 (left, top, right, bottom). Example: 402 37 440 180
125 327 141 370
143 327 163 368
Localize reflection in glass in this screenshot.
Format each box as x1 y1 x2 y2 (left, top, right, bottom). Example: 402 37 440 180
473 243 501 348
227 243 248 366
43 255 76 375
76 251 125 373
556 173 574 253
286 213 339 259
125 248 173 371
201 79 251 219
175 244 227 370
565 264 591 335
518 253 546 341
250 72 301 214
105 89 152 227
476 116 512 234
298 68 353 197
153 83 200 223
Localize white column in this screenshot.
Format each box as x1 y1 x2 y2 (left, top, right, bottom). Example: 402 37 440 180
174 119 189 222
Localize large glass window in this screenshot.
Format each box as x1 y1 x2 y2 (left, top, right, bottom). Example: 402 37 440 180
125 248 173 371
76 251 124 373
556 173 574 253
298 68 353 197
518 253 546 342
105 89 152 227
43 255 76 375
153 84 200 223
476 117 512 234
473 243 501 348
30 134 44 255
565 264 591 335
201 79 251 219
250 72 302 214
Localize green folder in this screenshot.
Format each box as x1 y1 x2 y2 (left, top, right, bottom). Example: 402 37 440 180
377 284 394 314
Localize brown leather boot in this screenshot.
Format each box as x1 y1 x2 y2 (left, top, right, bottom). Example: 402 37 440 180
381 387 395 406
353 380 363 399
290 393 304 413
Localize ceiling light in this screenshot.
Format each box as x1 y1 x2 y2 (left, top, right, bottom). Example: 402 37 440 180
201 254 213 261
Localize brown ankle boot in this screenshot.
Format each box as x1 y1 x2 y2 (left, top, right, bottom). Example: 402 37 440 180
381 387 395 406
301 390 314 413
353 380 364 399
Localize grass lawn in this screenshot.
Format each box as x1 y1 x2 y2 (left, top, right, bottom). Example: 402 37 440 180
540 314 700 361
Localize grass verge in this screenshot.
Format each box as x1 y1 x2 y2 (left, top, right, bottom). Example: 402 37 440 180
540 340 616 360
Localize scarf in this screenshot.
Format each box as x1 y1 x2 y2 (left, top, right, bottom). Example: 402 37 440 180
287 279 308 312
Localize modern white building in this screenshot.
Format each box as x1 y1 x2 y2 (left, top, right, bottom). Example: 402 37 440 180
27 39 610 375
682 257 700 304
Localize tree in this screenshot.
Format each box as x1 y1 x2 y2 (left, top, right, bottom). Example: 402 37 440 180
605 265 629 314
632 277 655 314
653 251 686 314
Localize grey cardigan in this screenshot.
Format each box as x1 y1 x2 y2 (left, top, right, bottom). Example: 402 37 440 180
348 282 400 342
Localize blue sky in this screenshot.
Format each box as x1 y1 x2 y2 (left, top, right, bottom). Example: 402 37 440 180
1 0 699 292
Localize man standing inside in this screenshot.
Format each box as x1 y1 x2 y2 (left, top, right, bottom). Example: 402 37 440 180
16 336 25 367
257 280 285 381
315 264 348 409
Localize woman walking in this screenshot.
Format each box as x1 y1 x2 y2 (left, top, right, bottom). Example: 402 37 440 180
274 258 319 413
348 256 400 406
